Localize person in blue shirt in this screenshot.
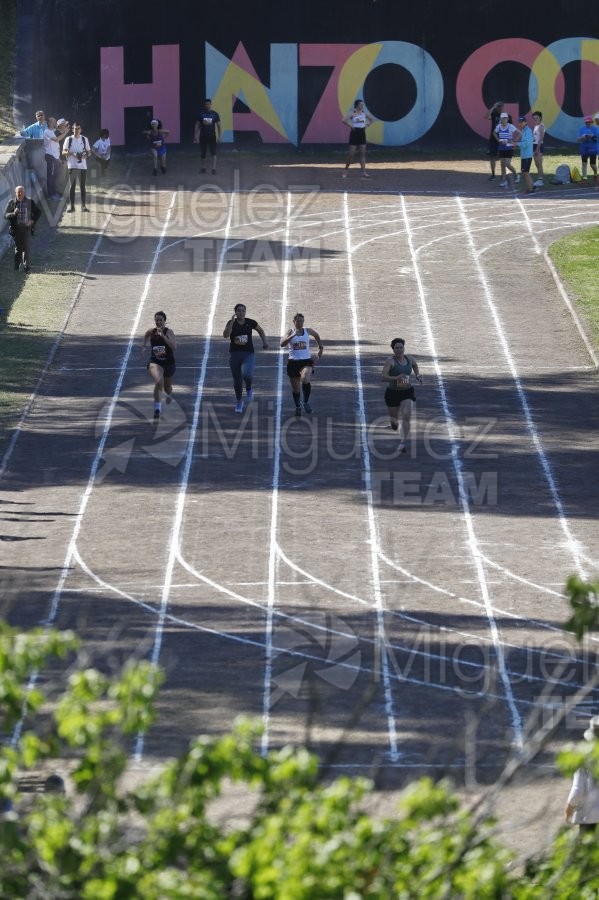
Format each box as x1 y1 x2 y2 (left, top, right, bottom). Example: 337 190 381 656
18 110 46 139
576 116 598 181
516 115 534 194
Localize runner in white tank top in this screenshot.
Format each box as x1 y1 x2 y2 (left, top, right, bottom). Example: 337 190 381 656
281 313 324 417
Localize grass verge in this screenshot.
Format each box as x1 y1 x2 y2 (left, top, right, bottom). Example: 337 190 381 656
548 225 599 349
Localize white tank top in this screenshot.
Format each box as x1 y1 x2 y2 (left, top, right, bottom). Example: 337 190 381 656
288 328 312 360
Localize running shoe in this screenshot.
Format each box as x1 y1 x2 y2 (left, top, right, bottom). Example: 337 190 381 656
246 389 254 402
398 441 407 454
165 393 173 404
514 174 520 184
500 180 508 187
82 206 89 212
341 171 348 178
362 172 371 178
153 409 160 420
302 401 313 414
533 179 544 187
235 401 244 413
294 406 301 417
488 174 496 181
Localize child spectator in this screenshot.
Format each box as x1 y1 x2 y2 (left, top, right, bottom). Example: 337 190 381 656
143 119 170 175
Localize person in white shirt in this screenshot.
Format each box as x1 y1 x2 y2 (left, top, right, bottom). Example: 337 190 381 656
280 313 324 417
62 123 91 212
92 129 111 176
341 99 374 178
494 112 521 188
43 117 69 200
566 716 599 833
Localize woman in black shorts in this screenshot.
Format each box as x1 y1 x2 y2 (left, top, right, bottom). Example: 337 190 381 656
342 99 373 178
142 310 177 419
381 337 422 452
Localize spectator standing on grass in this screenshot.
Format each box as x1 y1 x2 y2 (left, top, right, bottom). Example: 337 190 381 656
223 304 268 413
381 338 421 454
143 119 169 175
18 109 46 139
141 311 177 421
3 185 41 272
92 129 111 176
280 313 324 418
43 116 69 200
62 123 91 212
576 115 598 182
194 99 222 175
485 101 510 181
516 115 534 194
494 112 521 188
341 99 373 179
532 110 545 187
566 716 599 833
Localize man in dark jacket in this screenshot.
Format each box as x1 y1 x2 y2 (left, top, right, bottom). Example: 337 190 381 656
3 185 41 271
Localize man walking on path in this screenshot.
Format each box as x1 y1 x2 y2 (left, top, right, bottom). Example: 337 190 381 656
3 185 41 272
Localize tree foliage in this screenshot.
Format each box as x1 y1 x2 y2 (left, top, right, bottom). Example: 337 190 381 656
1 580 599 898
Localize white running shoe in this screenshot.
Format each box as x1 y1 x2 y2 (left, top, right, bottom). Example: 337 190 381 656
246 389 254 402
514 174 520 183
235 401 244 413
500 180 508 187
533 179 544 187
341 171 348 178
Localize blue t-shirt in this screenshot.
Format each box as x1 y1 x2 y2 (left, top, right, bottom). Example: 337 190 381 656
197 109 220 138
518 125 533 159
578 124 597 153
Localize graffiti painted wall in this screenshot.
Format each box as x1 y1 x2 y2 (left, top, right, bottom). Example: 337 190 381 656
26 0 599 148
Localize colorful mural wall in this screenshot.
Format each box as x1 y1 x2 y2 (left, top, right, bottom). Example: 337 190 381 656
25 0 599 149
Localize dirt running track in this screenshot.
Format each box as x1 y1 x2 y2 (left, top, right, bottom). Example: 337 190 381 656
1 156 598 856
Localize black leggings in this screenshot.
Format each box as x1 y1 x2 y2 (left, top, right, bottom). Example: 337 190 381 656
69 169 87 207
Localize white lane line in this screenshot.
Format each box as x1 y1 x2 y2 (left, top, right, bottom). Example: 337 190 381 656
401 193 524 748
0 187 128 482
455 195 589 579
134 196 236 759
10 191 178 748
72 542 589 696
260 192 292 754
344 192 399 762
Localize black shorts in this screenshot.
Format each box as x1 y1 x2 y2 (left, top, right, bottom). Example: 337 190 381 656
521 158 532 173
533 142 544 154
385 386 415 407
148 360 176 378
200 136 217 157
499 148 514 159
287 358 314 378
581 152 597 164
349 128 366 146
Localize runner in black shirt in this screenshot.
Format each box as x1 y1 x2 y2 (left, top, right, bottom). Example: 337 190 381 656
142 310 177 419
222 303 268 412
194 99 222 175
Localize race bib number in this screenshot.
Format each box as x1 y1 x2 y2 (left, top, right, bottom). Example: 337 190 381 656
202 117 213 126
293 341 307 350
234 334 248 346
153 345 166 358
